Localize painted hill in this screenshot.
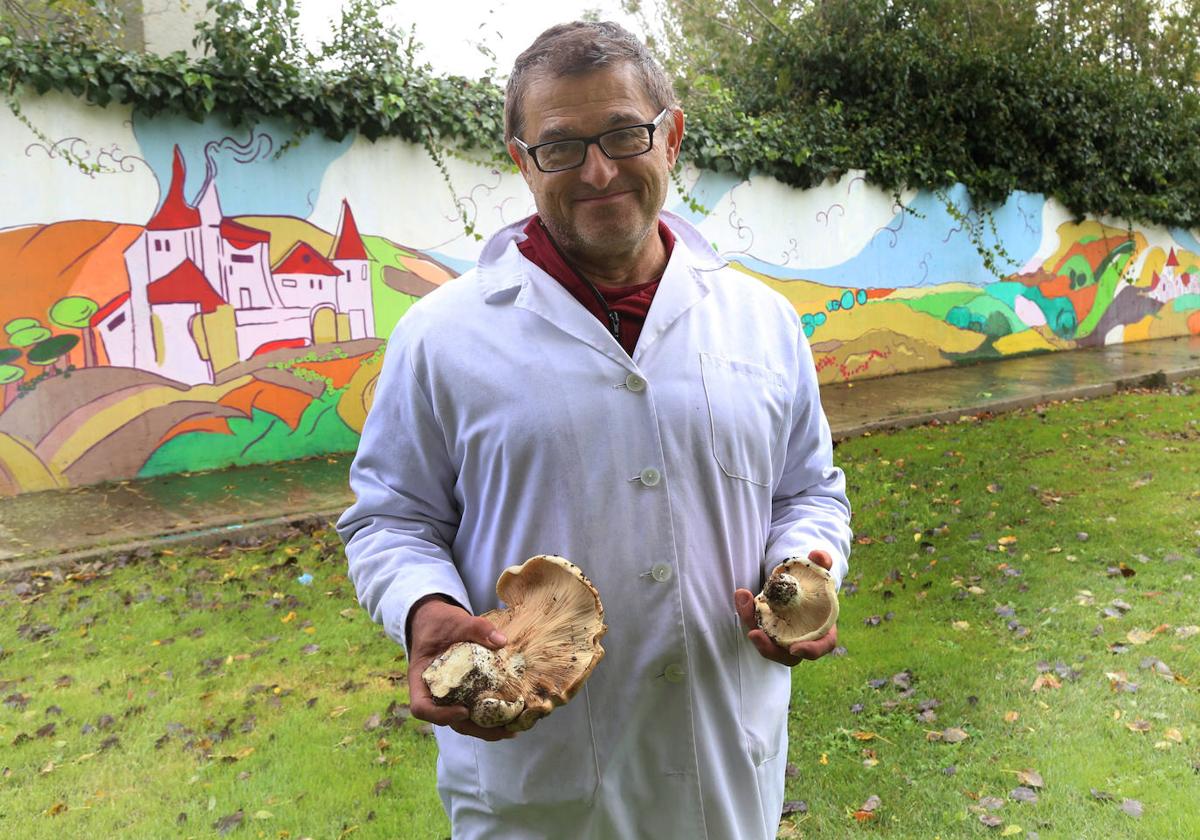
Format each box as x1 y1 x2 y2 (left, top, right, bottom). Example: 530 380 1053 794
0 221 144 371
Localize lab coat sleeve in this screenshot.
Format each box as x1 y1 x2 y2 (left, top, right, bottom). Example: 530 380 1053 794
336 319 472 657
765 327 853 589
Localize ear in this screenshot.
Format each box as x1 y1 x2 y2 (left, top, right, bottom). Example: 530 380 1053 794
508 142 534 183
664 108 685 167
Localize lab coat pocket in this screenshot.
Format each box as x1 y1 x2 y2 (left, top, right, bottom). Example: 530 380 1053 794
736 626 791 767
699 353 787 487
473 689 600 812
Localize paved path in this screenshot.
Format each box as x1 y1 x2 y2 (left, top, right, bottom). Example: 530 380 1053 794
2 335 1198 568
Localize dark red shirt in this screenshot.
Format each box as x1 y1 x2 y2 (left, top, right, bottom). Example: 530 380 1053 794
517 216 674 356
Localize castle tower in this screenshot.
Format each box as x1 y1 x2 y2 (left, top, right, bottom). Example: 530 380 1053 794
328 200 374 339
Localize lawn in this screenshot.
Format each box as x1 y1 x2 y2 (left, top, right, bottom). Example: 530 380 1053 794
2 379 1198 839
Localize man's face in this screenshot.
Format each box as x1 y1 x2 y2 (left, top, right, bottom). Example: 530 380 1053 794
508 63 684 263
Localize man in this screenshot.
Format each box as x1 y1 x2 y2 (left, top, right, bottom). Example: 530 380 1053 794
338 20 851 840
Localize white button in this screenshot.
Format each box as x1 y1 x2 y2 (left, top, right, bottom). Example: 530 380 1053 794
664 663 686 683
626 374 646 392
639 468 661 487
651 563 672 582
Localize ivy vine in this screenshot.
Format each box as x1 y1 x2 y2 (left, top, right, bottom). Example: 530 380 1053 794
2 0 1198 246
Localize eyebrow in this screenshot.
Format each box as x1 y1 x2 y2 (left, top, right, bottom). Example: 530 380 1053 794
536 111 648 142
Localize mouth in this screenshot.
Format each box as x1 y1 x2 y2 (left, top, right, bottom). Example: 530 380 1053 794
574 190 634 206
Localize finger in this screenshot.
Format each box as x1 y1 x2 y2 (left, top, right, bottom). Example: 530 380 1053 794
733 588 757 631
410 694 471 726
748 629 800 667
450 719 518 741
807 549 833 571
789 626 838 661
464 616 507 649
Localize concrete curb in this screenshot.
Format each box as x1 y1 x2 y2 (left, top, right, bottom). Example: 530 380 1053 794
0 508 345 577
829 366 1200 441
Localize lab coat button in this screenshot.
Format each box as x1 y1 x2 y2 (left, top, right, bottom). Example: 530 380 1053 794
626 374 646 392
651 563 672 582
664 663 686 683
639 468 661 487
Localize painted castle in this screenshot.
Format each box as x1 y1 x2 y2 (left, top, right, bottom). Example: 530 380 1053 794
1148 247 1194 304
90 146 375 385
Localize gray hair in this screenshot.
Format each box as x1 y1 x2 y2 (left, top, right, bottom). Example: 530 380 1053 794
504 21 677 142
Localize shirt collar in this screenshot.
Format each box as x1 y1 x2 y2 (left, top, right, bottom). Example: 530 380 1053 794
475 210 726 303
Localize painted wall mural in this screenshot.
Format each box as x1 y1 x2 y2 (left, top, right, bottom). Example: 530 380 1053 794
2 94 1198 495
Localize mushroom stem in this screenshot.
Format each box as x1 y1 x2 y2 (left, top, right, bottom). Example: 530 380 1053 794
764 573 802 609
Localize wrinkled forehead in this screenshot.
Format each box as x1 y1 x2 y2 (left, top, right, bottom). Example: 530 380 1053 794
518 63 659 143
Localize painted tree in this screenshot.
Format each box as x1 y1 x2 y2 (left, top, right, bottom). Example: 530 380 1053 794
0 348 23 411
26 334 80 376
48 296 99 368
5 317 51 349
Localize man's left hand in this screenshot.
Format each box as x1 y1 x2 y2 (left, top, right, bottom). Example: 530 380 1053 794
733 550 839 667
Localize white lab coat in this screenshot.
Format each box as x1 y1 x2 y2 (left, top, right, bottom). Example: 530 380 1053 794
338 211 852 840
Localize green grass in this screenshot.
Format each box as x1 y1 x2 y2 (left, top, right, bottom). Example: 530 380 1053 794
3 380 1198 839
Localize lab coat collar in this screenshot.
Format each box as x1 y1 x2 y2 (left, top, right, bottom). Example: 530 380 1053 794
474 211 727 367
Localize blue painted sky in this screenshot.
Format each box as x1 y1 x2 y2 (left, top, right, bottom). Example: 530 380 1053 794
1171 227 1200 256
133 115 353 220
730 185 1046 289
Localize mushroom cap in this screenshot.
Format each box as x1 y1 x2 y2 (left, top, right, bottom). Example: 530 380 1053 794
423 555 606 731
753 557 839 646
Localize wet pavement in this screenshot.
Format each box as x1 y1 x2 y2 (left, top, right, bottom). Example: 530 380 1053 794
2 335 1198 569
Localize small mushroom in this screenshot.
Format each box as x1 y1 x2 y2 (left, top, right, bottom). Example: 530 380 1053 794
754 557 839 646
423 555 606 731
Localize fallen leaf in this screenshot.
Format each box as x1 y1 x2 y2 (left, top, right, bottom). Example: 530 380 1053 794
780 800 808 816
1120 799 1143 818
1164 728 1183 743
44 801 68 816
1000 825 1023 837
1016 769 1044 789
1031 674 1061 691
252 810 273 820
281 612 297 624
213 810 244 835
852 731 877 741
953 621 971 631
979 814 1003 828
942 727 970 743
1126 628 1155 645
1090 788 1114 802
1010 786 1038 804
979 796 1005 810
328 706 350 719
1004 711 1020 723
1125 719 1151 733
1176 626 1199 639
373 778 392 796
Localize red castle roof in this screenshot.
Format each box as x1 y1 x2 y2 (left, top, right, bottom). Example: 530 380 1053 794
330 200 368 261
147 259 226 313
273 241 343 276
220 218 271 249
147 147 201 231
90 291 131 327
1166 248 1179 268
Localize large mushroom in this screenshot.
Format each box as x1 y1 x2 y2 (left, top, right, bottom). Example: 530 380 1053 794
754 557 839 646
422 555 606 731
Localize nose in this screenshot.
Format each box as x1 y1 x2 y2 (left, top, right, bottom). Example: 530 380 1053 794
577 142 619 190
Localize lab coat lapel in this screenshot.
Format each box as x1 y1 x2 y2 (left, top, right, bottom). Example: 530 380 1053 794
515 262 636 371
632 212 722 365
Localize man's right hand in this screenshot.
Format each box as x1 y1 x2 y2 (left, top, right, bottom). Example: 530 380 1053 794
406 595 516 741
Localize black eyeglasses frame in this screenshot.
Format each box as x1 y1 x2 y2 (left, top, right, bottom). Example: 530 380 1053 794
513 108 671 173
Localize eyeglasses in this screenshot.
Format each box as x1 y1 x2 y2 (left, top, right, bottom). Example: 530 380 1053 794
514 109 670 173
